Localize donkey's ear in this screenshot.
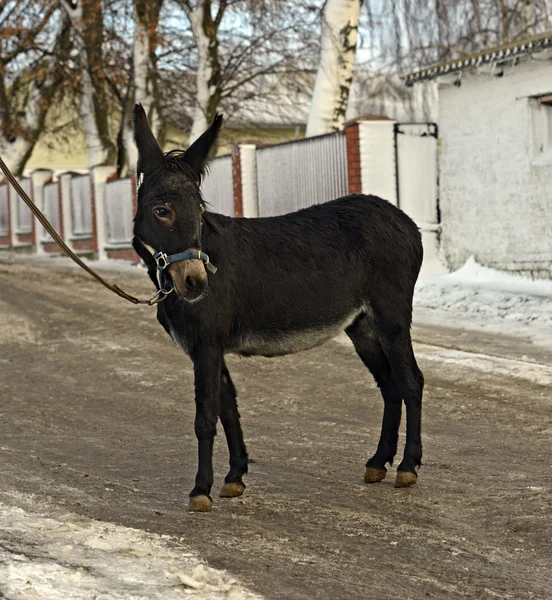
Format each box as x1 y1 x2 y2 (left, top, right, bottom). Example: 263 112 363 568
181 113 223 182
133 103 164 174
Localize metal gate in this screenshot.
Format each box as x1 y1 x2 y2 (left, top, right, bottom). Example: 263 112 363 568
394 123 439 227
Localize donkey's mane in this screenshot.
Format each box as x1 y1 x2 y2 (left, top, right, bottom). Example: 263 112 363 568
162 149 212 184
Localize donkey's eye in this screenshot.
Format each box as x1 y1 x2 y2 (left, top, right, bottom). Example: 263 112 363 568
153 206 171 219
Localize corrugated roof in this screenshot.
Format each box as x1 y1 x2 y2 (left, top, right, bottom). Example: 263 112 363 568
402 31 552 86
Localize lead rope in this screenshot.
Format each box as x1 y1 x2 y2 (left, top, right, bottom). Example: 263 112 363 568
0 157 164 305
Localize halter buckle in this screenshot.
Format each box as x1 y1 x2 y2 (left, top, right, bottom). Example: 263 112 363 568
155 252 169 269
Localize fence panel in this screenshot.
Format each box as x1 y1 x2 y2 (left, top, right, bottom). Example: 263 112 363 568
106 178 134 245
42 182 60 241
71 174 93 237
0 184 8 236
256 132 348 217
16 178 32 233
201 155 234 216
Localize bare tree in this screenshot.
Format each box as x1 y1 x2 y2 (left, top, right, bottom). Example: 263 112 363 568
60 0 117 167
306 0 363 136
0 1 71 175
170 0 320 141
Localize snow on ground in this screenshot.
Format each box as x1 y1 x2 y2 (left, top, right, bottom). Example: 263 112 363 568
414 342 552 386
0 494 261 600
415 256 552 347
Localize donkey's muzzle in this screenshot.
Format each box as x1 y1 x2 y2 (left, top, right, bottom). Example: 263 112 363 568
168 257 208 302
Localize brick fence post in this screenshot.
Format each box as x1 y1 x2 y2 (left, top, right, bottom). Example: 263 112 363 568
0 180 11 248
30 169 54 254
231 145 258 218
345 122 362 195
90 165 117 261
356 117 398 205
231 146 243 217
59 172 75 250
238 144 258 218
7 181 17 248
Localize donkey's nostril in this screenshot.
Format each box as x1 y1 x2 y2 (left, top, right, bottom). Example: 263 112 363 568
186 275 197 291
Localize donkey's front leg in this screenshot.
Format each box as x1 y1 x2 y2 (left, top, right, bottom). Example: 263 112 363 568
219 363 248 498
189 344 222 513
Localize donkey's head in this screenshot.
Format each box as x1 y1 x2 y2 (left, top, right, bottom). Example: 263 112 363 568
132 104 223 302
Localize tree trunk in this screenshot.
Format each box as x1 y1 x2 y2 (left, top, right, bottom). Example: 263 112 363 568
188 0 223 143
127 0 164 170
306 0 362 137
61 0 117 167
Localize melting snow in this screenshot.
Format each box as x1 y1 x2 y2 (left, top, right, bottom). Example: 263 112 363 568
0 499 262 600
415 256 552 346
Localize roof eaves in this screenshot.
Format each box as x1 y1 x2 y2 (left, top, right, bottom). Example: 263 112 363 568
401 31 552 86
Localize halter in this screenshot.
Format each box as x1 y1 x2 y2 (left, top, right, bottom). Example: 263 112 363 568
138 240 217 304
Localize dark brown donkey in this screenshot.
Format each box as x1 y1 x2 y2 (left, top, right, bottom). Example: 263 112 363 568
132 104 424 512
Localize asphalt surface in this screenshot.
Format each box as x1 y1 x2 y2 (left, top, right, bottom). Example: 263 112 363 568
1 256 551 600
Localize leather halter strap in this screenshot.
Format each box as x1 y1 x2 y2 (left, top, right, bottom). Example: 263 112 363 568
137 239 217 302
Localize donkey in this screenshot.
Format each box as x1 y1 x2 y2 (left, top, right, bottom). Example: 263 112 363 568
131 104 424 512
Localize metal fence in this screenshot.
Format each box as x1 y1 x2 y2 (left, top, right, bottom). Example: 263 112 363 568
201 155 234 216
256 132 348 217
16 178 32 233
42 182 60 241
0 184 8 236
71 174 92 237
106 178 134 245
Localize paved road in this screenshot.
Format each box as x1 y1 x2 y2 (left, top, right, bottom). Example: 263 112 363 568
1 257 551 600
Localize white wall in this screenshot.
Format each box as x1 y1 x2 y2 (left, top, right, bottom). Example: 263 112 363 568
439 58 552 278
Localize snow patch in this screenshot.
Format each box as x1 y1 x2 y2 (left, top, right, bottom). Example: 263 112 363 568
415 256 552 346
429 256 552 297
0 498 262 600
415 343 552 386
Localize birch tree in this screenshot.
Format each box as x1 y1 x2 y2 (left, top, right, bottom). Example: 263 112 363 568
60 0 117 167
0 1 70 175
306 0 363 137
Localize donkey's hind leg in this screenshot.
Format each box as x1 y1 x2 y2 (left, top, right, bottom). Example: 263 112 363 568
372 307 424 488
219 362 249 498
346 314 402 484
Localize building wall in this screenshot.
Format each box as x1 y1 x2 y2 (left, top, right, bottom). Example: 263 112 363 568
439 59 552 278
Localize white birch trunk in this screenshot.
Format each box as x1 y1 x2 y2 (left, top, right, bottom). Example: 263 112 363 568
60 0 111 168
306 0 362 137
189 3 214 143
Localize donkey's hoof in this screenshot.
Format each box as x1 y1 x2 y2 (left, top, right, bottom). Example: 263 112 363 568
219 482 245 498
364 467 387 483
395 471 417 488
189 495 213 512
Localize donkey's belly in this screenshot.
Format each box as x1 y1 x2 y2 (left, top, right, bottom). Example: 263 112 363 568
231 309 364 357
